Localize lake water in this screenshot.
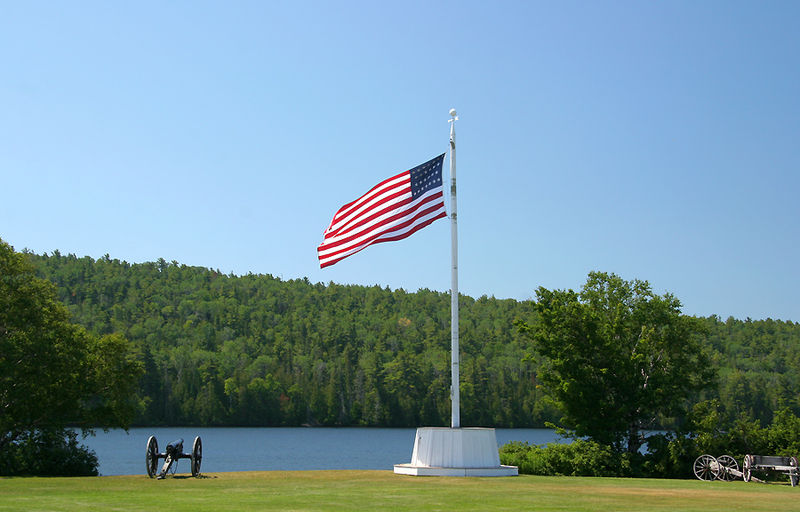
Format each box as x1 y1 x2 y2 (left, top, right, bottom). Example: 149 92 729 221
80 427 566 476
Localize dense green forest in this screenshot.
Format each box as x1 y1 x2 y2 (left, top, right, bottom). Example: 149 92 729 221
25 251 800 429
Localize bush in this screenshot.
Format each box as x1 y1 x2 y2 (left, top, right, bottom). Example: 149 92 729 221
500 439 635 477
502 405 800 479
636 403 800 479
0 429 98 476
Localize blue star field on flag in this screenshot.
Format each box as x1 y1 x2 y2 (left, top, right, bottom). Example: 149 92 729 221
410 156 444 200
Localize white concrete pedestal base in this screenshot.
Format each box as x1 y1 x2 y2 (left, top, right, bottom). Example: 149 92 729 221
393 427 518 477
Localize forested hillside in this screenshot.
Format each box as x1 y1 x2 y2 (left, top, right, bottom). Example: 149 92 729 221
702 315 800 425
26 251 800 428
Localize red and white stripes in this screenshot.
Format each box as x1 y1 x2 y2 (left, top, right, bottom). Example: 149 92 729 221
317 167 446 268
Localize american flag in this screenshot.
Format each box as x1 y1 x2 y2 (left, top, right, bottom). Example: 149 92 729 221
317 153 447 268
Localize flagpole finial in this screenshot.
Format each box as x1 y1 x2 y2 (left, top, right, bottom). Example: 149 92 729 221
449 108 458 122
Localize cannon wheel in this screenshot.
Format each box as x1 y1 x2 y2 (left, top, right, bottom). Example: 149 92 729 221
790 457 798 487
693 454 720 481
146 436 158 478
191 436 202 477
716 455 739 481
743 454 753 482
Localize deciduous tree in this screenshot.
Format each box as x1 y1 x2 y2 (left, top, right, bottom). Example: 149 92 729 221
519 271 714 453
0 239 142 459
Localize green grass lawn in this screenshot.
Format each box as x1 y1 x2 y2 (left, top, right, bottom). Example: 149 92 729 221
1 471 797 512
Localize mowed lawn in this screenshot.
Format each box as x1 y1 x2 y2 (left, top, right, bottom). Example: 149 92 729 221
1 470 797 512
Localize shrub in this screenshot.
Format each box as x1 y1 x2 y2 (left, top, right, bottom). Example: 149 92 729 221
640 403 800 479
500 439 635 477
0 429 98 476
502 405 800 479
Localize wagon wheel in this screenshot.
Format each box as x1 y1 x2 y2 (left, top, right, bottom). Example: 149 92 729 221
146 436 159 478
693 455 720 481
191 436 203 477
743 454 753 482
716 455 739 481
789 457 798 488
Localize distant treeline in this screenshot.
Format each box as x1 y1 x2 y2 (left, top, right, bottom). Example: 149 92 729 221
26 251 800 428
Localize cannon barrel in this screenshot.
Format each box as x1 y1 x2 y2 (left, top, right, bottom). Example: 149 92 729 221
166 438 184 457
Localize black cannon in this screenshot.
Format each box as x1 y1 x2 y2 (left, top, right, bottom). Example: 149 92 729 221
146 435 202 479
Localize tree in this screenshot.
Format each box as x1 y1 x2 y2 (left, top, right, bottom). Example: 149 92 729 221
519 271 714 454
0 239 143 471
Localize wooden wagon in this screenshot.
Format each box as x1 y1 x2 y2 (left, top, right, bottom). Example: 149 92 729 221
743 455 799 487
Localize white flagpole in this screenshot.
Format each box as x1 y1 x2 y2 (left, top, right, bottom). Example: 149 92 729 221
448 108 460 429
394 108 516 477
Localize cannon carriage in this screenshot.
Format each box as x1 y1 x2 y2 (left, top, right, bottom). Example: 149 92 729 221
693 454 798 486
146 435 203 479
693 454 741 482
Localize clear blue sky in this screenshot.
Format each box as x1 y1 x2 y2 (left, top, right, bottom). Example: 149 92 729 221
2 1 798 321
